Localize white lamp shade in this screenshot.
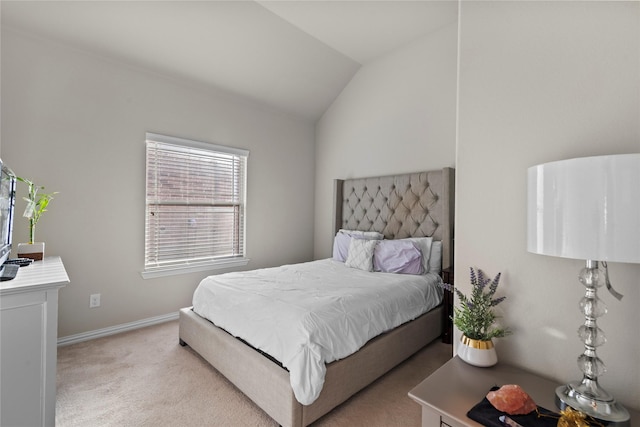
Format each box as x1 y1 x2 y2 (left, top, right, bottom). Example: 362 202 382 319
527 153 640 263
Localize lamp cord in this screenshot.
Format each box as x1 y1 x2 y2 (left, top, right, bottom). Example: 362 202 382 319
601 261 624 301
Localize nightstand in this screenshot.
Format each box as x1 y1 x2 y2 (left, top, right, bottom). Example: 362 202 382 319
440 267 454 344
409 356 640 427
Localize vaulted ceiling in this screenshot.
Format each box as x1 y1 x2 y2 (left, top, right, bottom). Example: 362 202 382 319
1 1 457 121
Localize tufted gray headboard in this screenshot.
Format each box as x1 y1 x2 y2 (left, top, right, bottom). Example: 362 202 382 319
332 168 455 269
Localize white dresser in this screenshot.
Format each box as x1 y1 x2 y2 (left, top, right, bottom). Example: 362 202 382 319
1 257 69 427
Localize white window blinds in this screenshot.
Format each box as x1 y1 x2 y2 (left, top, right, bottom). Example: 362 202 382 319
144 133 248 276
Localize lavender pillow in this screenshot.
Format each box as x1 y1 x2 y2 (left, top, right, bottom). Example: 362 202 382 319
332 230 384 262
373 240 423 275
405 237 433 273
332 232 352 262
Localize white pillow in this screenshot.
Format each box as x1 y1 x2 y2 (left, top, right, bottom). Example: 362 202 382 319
429 241 443 274
338 229 384 239
345 238 377 271
405 237 433 273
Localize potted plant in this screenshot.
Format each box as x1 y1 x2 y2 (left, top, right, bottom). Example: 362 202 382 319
15 177 57 261
444 267 511 367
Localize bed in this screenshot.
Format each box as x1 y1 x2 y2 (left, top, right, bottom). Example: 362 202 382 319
179 167 455 427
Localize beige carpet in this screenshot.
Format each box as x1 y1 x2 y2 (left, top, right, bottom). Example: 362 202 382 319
57 320 452 427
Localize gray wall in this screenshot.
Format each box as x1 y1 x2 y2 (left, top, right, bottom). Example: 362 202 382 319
456 1 639 409
1 29 316 337
316 0 639 410
314 22 459 258
2 0 639 412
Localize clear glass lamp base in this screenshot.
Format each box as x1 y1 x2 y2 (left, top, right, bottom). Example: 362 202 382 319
556 380 630 426
555 261 631 427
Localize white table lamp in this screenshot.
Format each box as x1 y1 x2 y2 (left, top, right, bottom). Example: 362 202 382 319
527 153 640 426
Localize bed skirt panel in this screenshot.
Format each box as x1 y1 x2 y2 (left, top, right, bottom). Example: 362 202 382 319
179 305 443 427
301 305 443 425
179 307 302 426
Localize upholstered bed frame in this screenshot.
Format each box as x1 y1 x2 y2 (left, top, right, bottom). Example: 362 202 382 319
179 167 455 427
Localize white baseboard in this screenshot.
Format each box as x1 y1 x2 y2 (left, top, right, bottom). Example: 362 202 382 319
57 311 179 347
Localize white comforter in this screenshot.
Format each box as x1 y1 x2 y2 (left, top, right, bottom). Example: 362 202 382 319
192 258 443 405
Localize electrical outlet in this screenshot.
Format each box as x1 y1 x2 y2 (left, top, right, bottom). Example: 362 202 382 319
89 293 101 308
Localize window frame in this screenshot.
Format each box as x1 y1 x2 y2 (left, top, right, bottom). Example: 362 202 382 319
141 132 249 279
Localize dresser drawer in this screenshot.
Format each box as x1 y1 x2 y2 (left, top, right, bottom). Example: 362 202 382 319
440 414 467 427
420 407 469 427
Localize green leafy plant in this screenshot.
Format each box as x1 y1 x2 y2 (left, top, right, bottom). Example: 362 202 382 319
444 267 511 341
16 177 57 244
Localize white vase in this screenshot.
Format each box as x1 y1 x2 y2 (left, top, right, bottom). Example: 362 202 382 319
457 335 498 367
17 242 45 261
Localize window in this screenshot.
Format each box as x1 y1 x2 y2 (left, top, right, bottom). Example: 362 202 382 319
142 133 249 278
